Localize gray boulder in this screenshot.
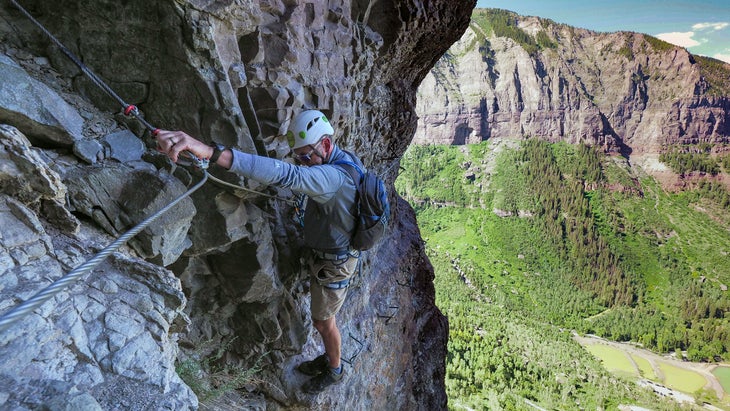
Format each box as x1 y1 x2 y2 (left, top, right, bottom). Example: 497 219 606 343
102 130 146 163
0 54 84 146
0 124 79 233
65 164 196 265
0 198 196 409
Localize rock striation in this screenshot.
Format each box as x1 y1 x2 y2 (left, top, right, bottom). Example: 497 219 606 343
414 9 730 157
0 0 475 409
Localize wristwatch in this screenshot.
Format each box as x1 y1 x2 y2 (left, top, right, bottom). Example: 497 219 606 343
208 142 227 163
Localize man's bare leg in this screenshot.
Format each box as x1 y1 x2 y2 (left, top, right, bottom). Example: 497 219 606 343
313 316 341 369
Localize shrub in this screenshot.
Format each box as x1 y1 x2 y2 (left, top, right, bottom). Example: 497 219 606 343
176 337 264 403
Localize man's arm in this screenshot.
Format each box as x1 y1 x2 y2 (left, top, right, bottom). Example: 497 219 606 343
156 130 344 202
230 150 344 202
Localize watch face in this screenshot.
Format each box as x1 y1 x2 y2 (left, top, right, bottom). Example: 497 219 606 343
210 143 226 153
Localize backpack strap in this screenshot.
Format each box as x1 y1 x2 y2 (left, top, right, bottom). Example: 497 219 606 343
332 160 363 219
333 160 364 184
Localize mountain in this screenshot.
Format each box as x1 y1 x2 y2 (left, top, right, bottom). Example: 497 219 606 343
0 0 475 409
414 9 730 163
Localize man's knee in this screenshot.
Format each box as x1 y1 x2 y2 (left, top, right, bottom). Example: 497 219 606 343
313 317 336 334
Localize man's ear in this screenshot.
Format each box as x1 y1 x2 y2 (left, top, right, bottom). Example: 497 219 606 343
321 136 333 154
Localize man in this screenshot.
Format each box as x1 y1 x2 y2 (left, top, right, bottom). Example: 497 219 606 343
157 109 362 393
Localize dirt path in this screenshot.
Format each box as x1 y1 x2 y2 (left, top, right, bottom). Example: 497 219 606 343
574 333 726 400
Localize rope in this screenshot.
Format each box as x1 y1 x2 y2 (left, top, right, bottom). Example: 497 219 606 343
207 173 296 203
0 173 209 334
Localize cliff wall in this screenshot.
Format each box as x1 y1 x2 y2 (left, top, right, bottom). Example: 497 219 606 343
0 1 475 409
414 10 730 159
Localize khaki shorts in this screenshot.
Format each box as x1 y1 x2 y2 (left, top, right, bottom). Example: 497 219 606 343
308 255 359 321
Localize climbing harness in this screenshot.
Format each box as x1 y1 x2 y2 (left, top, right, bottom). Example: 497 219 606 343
293 194 307 226
0 0 291 333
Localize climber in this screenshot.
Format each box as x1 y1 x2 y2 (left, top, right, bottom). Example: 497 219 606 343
156 110 362 394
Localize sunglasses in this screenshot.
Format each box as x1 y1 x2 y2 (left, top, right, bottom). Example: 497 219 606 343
294 141 324 163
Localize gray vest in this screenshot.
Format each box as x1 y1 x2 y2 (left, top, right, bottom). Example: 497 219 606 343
303 147 363 252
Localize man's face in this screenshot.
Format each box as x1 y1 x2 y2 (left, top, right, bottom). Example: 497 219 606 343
293 140 325 166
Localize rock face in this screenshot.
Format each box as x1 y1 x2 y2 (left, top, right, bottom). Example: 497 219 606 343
0 0 475 410
414 10 730 156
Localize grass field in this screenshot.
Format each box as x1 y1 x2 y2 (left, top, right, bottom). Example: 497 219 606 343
584 344 636 378
582 340 713 396
658 362 708 393
713 366 730 394
631 354 658 380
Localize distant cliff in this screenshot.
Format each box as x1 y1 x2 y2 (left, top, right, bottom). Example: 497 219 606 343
0 1 474 409
414 9 730 157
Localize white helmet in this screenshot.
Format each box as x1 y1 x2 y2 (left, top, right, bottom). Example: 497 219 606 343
287 110 334 149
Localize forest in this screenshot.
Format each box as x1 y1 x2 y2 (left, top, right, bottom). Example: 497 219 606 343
395 139 730 409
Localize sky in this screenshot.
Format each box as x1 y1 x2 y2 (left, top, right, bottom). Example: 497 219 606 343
475 0 730 63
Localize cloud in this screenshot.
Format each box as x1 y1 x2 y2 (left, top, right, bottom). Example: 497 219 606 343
692 22 729 31
655 31 701 48
713 53 730 64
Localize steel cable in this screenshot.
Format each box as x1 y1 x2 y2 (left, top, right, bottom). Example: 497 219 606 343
7 0 157 133
0 172 208 334
0 0 298 335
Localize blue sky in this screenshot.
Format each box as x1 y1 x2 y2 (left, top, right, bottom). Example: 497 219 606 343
475 0 730 63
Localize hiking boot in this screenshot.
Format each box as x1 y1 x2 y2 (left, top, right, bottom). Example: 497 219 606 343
302 367 344 394
296 354 329 376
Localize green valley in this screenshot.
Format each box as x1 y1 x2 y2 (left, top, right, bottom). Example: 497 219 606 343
395 139 730 410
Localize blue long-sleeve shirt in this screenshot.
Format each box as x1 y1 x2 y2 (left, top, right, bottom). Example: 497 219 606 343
229 145 362 252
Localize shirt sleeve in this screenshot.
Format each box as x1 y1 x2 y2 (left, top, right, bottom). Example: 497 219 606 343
228 149 346 203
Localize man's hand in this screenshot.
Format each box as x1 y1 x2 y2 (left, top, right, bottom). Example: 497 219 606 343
155 130 213 164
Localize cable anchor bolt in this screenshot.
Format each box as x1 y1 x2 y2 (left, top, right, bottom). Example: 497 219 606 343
123 105 139 116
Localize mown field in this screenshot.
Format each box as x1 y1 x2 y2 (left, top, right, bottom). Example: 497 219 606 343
579 335 729 408
396 138 730 410
716 367 730 396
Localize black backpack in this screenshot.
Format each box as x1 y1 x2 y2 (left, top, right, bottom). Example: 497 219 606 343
334 160 390 251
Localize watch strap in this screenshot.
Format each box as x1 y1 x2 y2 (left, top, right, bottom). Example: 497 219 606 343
209 142 226 163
